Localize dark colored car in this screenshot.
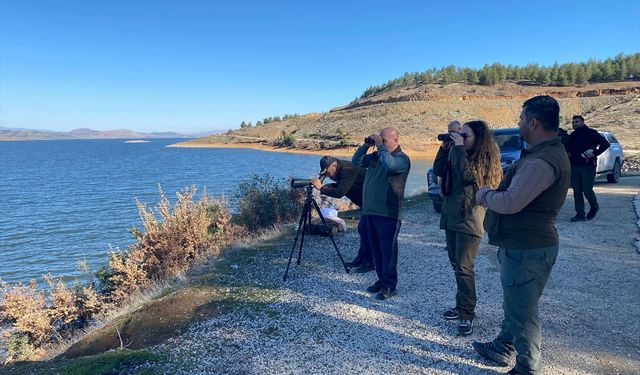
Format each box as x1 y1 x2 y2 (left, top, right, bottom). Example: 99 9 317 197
427 128 527 213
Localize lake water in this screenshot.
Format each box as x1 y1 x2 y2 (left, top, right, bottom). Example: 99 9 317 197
0 139 432 285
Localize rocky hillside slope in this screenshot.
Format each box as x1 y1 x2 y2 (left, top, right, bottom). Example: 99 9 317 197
179 81 640 159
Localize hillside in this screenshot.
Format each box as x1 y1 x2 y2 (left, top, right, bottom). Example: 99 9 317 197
175 81 640 162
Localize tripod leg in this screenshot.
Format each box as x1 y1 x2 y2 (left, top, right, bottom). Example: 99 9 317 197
312 200 350 274
283 200 310 281
297 203 309 265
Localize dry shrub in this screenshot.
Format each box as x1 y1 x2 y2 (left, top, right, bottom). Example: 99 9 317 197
102 186 235 304
105 247 149 304
0 280 53 346
233 174 304 231
0 276 105 356
45 275 79 328
74 284 103 323
44 275 104 330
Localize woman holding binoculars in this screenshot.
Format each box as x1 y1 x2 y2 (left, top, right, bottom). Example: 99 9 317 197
433 120 502 336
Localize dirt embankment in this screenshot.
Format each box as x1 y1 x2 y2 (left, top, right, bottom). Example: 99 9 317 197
175 81 640 166
338 81 640 111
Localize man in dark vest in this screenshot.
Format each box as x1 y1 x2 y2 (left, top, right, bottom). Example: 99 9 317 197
566 115 610 221
473 96 570 375
352 127 410 300
310 156 374 273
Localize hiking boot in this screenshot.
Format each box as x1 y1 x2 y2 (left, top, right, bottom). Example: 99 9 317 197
472 341 512 367
375 287 397 300
586 207 599 220
345 255 363 268
570 212 586 222
366 283 384 293
443 308 459 320
458 319 473 336
354 262 375 273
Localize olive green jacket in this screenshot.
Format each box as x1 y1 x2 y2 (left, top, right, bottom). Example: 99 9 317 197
433 145 486 237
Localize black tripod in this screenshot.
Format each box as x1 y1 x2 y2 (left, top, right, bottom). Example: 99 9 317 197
282 185 350 281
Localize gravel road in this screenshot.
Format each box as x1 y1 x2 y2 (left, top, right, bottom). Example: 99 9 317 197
147 176 640 375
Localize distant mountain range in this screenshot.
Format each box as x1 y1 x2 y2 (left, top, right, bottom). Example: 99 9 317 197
0 127 224 140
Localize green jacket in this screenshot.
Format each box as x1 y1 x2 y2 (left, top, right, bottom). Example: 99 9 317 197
320 159 365 207
352 144 410 219
433 145 486 237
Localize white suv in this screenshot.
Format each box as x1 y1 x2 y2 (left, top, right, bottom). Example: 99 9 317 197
596 131 624 183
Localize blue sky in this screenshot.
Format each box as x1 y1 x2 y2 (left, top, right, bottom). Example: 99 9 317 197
1 1 639 133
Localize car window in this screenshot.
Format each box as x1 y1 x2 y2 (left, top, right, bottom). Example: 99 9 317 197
601 132 619 144
604 133 614 143
494 133 521 151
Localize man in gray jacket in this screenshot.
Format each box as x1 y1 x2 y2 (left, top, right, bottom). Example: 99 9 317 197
352 127 410 300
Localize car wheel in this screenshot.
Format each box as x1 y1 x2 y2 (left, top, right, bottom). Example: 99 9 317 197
607 159 621 183
432 199 442 213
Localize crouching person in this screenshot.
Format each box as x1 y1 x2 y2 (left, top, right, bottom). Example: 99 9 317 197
310 156 374 273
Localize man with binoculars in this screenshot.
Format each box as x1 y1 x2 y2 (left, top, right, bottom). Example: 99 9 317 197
353 127 410 300
310 156 374 273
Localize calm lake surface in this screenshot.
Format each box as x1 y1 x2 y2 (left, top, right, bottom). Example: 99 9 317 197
0 139 432 285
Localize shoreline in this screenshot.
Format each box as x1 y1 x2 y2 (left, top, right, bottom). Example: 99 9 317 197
168 140 439 159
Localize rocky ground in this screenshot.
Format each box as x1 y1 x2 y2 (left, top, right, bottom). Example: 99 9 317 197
135 176 640 375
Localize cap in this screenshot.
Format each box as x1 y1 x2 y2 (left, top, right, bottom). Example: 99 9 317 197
319 156 338 175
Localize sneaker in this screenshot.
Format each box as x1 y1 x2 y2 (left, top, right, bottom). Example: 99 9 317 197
354 263 375 273
472 341 512 367
586 207 599 220
570 212 586 222
366 283 384 293
443 308 459 320
375 287 397 300
458 319 473 336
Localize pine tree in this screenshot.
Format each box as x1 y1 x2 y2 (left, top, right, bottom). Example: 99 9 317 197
536 69 551 84
575 66 589 84
617 60 629 80
601 59 615 81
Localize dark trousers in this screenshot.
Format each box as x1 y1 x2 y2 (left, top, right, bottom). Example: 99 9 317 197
362 214 401 289
445 230 481 320
571 165 598 214
356 217 373 264
493 246 558 375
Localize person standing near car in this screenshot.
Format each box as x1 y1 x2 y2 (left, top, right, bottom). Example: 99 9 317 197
473 95 570 375
433 120 502 336
566 115 610 221
310 156 374 273
352 127 410 300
